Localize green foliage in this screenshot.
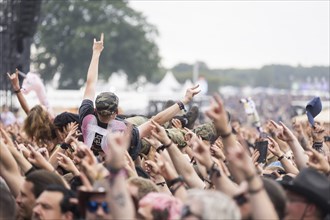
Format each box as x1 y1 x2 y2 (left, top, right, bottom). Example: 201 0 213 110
171 62 330 93
33 0 161 89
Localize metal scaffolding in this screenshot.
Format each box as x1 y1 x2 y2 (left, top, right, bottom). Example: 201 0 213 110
0 0 42 106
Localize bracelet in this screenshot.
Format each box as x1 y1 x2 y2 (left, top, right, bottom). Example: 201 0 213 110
156 181 166 187
107 168 128 184
220 130 232 139
176 101 186 111
14 88 21 93
207 161 221 179
167 176 184 188
170 182 184 195
248 185 264 194
277 155 285 161
156 141 173 153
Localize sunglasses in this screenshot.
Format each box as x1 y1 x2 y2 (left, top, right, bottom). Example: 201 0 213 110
181 205 203 219
87 201 109 214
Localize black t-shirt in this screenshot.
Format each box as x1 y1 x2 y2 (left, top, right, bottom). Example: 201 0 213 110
79 99 141 160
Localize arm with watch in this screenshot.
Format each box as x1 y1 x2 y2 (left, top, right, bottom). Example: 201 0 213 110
150 120 205 189
138 85 201 139
227 145 278 220
205 94 246 183
271 121 308 170
192 136 239 196
267 137 299 175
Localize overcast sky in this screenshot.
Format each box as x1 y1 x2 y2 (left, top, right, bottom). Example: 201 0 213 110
129 1 329 69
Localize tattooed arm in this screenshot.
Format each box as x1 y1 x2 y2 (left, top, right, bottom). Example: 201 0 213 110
105 131 135 219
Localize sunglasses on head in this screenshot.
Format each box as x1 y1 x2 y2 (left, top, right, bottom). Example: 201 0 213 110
87 201 109 214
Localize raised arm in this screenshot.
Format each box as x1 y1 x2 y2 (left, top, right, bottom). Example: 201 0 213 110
150 120 205 189
7 69 30 114
271 120 308 170
83 33 104 101
0 132 24 197
205 94 245 183
138 85 200 138
105 131 135 220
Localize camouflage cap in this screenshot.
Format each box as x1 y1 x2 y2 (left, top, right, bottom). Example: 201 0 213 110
193 122 217 143
95 92 119 115
166 128 187 148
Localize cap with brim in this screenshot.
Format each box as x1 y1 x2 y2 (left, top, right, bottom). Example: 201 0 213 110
306 97 322 127
95 92 119 115
281 168 330 213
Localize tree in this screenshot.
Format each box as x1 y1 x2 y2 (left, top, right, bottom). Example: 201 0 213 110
33 0 161 89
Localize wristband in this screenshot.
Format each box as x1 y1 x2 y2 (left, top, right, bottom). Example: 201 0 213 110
167 176 184 188
176 101 186 111
156 141 173 153
170 182 184 195
207 161 221 179
277 155 285 161
156 181 166 187
14 88 21 93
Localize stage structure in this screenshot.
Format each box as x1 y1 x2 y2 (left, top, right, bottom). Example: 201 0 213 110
0 0 42 105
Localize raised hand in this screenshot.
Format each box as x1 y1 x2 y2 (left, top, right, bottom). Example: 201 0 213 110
27 144 54 171
7 68 20 91
171 118 183 129
191 136 213 169
183 127 197 147
205 94 231 135
210 139 226 161
270 120 297 143
182 85 201 104
143 135 162 150
227 147 256 178
144 160 160 178
267 137 283 157
311 124 326 142
93 33 104 54
106 130 131 169
306 148 330 174
64 122 79 145
150 120 172 145
57 152 80 176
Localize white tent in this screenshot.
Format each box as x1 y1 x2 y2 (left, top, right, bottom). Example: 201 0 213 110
156 71 181 92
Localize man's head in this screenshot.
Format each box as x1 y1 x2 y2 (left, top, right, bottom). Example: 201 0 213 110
282 168 330 220
0 181 16 219
16 170 65 220
78 180 111 220
182 189 240 220
127 177 159 211
95 92 119 116
32 185 77 220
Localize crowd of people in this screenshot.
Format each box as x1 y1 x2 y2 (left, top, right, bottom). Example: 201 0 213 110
1 33 329 220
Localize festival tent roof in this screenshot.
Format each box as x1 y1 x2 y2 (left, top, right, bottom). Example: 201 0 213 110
156 71 181 92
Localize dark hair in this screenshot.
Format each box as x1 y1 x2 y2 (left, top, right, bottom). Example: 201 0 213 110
44 185 76 214
0 181 16 219
262 178 287 220
45 185 80 219
25 170 65 198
